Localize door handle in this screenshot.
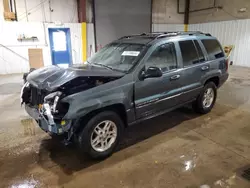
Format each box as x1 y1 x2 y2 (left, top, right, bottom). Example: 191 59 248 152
170 74 180 80
201 66 209 71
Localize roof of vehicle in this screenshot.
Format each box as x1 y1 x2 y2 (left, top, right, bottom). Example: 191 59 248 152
116 31 215 45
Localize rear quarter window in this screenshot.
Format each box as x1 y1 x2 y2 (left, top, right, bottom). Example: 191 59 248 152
201 39 225 60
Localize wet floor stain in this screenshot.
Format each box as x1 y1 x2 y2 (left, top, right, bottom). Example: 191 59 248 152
1 104 249 188
21 118 36 136
1 70 250 187
10 175 41 188
214 174 237 187
179 150 198 172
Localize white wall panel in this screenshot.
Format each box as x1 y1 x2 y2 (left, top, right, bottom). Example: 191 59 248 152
0 2 3 21
87 23 95 58
0 21 83 74
0 21 46 46
0 21 46 74
0 0 78 23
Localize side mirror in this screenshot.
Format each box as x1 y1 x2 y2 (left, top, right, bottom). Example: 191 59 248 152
142 66 162 80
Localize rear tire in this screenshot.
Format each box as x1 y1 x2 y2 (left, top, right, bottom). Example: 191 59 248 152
78 111 124 159
192 82 217 114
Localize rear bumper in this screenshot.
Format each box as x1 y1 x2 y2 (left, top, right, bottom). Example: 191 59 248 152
25 104 71 135
219 72 229 87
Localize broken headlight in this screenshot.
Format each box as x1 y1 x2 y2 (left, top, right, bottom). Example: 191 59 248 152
44 91 62 113
44 91 62 102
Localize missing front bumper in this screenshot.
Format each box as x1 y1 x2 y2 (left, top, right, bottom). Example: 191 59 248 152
25 104 71 135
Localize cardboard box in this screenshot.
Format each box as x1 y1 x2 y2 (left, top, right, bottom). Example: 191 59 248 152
28 49 44 69
4 11 16 20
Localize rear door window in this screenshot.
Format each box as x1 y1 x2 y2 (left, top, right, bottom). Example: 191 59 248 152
201 39 225 60
194 40 205 63
179 40 200 67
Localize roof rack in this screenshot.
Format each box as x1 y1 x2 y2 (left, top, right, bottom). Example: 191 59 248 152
118 31 212 42
118 33 150 40
154 31 211 37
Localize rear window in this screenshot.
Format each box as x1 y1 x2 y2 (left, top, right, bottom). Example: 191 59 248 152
201 39 225 60
179 40 200 67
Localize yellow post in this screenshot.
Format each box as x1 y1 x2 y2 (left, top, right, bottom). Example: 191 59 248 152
184 24 188 32
82 22 87 62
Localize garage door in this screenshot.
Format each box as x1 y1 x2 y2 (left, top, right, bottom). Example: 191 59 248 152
94 0 152 47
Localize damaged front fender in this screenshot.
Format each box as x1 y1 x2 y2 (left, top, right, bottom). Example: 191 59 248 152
61 80 134 120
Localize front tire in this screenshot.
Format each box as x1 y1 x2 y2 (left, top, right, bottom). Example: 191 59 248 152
78 111 124 159
193 82 217 114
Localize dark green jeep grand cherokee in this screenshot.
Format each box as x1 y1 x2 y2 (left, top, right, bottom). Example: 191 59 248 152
21 32 228 159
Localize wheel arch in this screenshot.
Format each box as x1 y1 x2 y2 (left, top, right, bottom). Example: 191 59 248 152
204 76 220 87
74 103 128 134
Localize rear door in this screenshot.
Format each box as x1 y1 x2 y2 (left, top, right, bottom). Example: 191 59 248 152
178 39 209 102
201 39 226 74
134 42 183 119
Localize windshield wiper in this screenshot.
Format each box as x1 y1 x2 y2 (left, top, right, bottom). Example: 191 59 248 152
91 63 125 73
92 63 113 70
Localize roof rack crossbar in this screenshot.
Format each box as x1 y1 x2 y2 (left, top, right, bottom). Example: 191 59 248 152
156 32 180 39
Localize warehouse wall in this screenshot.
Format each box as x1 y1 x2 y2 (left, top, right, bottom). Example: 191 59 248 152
152 0 250 24
189 20 250 67
152 0 184 24
0 0 97 74
0 21 85 74
95 0 151 46
189 0 250 24
0 0 78 22
152 23 184 32
153 18 250 67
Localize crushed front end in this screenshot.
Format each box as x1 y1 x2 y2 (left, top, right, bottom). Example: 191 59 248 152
21 82 71 136
20 65 124 141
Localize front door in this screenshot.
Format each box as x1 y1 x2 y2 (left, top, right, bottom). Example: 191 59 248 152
134 42 183 119
49 28 72 66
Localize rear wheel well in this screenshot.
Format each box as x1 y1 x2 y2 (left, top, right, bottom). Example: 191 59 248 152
205 76 219 87
75 104 127 134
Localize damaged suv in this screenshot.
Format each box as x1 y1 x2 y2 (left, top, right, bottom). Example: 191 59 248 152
21 32 228 159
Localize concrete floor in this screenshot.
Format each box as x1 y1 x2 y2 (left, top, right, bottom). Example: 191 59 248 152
0 66 250 188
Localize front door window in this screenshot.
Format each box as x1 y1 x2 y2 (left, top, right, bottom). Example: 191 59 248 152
145 43 177 73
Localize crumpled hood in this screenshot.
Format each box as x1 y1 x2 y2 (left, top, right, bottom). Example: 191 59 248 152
27 64 125 91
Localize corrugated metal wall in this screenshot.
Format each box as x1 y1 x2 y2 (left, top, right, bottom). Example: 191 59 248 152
189 20 250 67
153 19 250 67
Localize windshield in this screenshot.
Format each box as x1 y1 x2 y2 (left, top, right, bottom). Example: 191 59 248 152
88 43 145 72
